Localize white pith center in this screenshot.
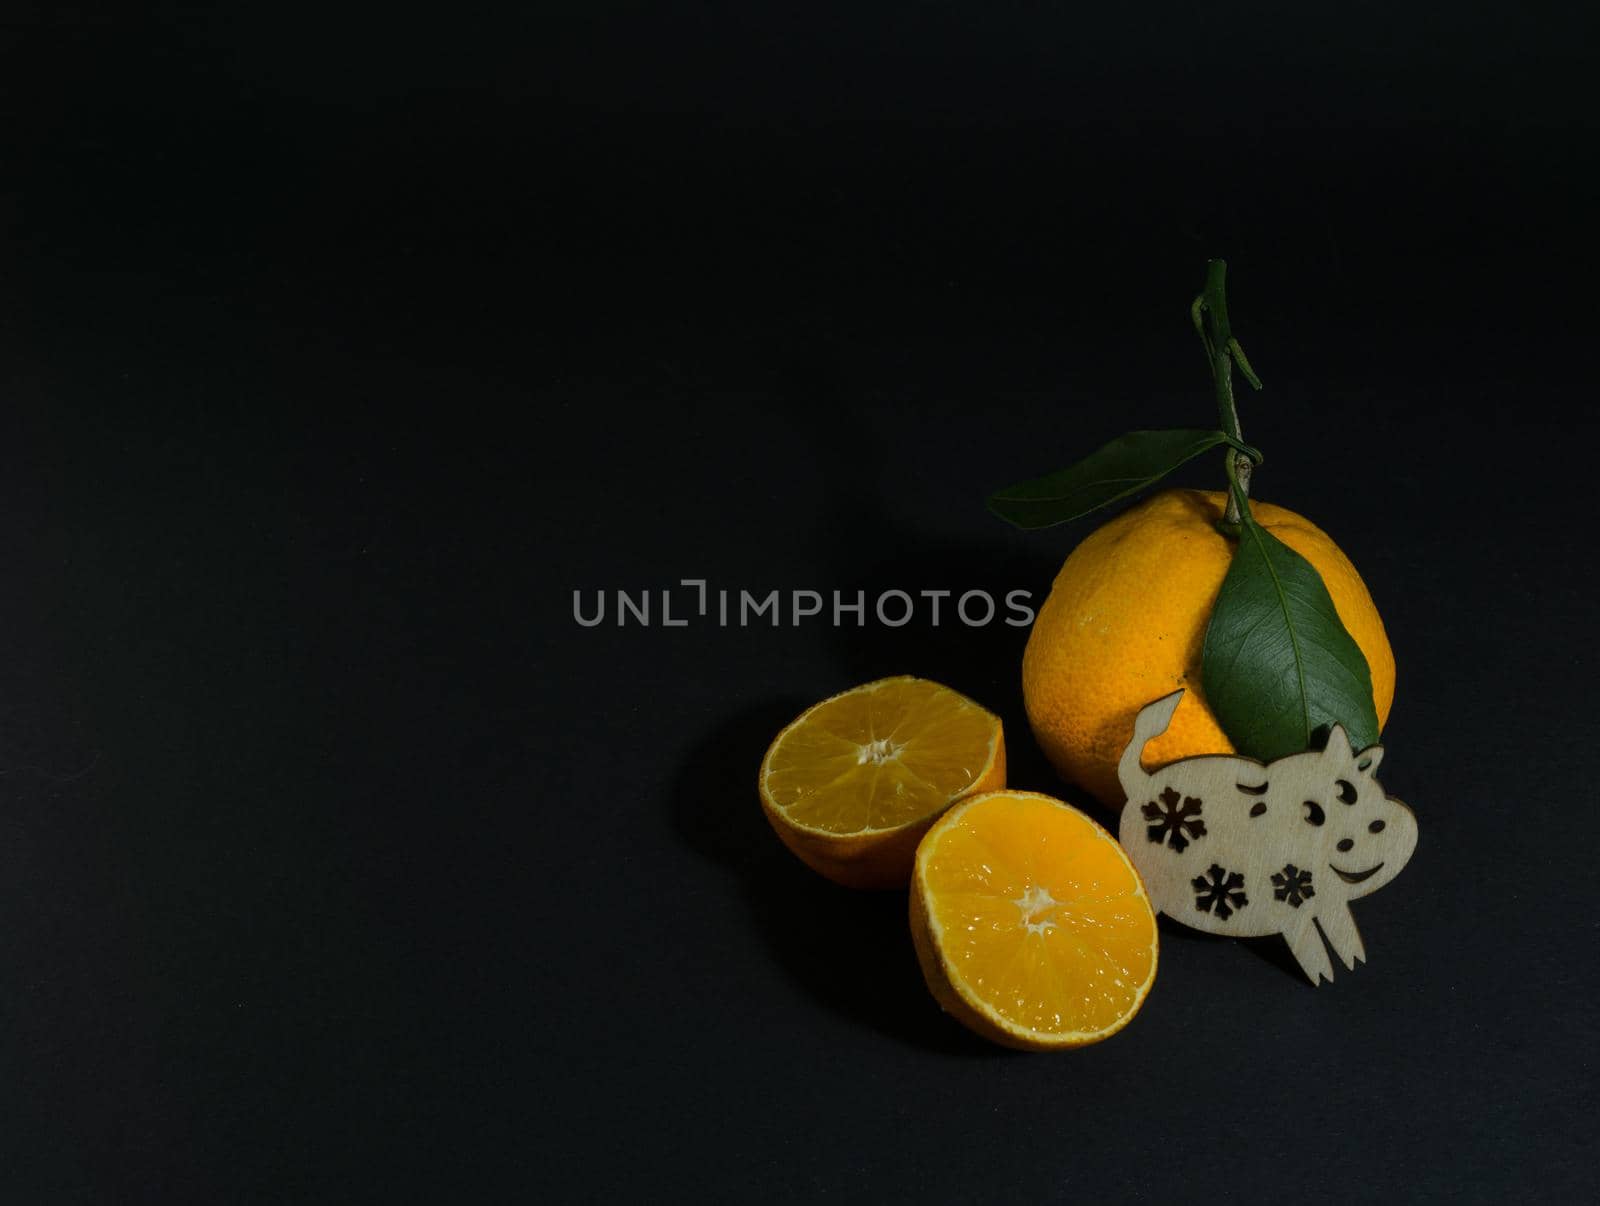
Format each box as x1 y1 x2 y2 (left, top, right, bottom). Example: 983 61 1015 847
1014 885 1059 935
857 738 902 766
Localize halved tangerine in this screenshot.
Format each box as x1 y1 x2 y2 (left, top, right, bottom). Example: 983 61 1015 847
911 791 1158 1049
758 676 1006 889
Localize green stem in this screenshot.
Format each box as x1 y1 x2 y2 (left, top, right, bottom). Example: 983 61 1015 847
1222 449 1254 528
1192 259 1262 526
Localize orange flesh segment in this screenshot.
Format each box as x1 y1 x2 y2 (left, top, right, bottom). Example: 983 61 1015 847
764 679 999 835
921 793 1156 1038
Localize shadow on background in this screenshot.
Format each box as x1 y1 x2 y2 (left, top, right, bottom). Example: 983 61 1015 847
773 335 1072 799
1154 914 1311 983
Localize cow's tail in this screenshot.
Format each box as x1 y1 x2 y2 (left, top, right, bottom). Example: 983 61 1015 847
1118 690 1185 802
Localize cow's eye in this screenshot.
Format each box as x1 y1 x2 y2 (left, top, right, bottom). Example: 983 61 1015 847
1302 800 1326 826
1336 779 1357 804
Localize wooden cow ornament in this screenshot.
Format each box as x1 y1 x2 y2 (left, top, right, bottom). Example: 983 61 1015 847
1117 690 1417 985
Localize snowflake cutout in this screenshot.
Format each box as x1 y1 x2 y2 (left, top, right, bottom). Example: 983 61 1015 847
1192 864 1249 920
1271 864 1315 908
1141 786 1207 852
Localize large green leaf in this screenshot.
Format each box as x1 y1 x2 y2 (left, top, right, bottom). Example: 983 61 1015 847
1201 511 1380 762
988 429 1240 530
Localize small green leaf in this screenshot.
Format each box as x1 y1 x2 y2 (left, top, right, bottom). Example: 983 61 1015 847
988 429 1238 530
1227 337 1263 390
1201 511 1380 762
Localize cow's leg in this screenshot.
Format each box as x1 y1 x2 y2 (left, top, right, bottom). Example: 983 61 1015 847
1282 914 1335 985
1316 903 1367 971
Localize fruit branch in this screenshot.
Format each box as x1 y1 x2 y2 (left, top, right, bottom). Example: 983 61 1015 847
1191 259 1262 527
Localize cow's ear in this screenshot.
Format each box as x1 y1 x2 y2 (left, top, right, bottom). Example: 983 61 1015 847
1323 724 1354 763
1355 746 1385 777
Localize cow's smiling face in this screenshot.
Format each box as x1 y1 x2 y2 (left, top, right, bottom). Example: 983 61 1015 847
1254 726 1417 900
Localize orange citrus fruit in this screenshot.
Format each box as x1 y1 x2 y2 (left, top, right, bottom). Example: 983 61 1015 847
910 790 1158 1049
1023 488 1395 807
759 676 1006 889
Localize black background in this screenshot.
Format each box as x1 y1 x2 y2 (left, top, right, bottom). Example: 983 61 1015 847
2 3 1597 1201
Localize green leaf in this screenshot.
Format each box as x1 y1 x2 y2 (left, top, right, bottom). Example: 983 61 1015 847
1201 512 1380 762
1227 337 1263 390
987 429 1238 530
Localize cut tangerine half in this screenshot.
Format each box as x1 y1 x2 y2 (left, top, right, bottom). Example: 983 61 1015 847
911 791 1158 1049
759 676 1006 889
